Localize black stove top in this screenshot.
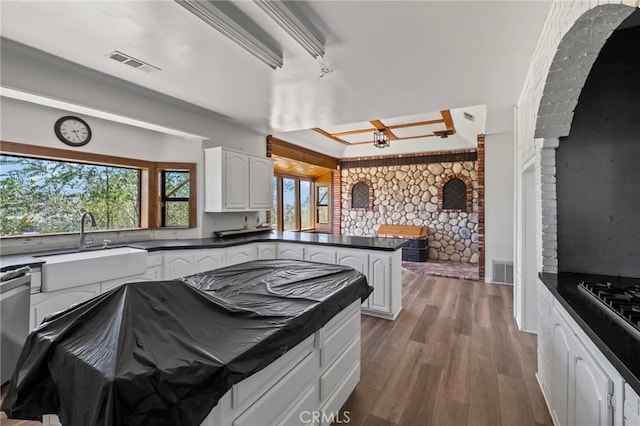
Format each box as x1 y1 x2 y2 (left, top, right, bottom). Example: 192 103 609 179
578 281 640 340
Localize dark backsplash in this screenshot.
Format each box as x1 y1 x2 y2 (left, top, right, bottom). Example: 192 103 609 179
556 26 640 278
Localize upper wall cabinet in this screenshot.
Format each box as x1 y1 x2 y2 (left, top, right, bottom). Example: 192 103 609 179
205 147 273 212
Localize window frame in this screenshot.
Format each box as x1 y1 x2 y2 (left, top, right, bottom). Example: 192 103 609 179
156 163 197 229
316 185 329 225
0 141 197 238
273 174 314 232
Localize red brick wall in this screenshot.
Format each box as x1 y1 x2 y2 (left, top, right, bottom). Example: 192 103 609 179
477 134 485 281
331 169 341 234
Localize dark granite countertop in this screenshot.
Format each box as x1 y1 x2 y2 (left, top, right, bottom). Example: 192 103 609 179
0 231 409 271
539 272 640 395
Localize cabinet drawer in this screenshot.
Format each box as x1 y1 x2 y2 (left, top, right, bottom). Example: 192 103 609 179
321 309 360 367
319 362 360 426
322 300 360 338
275 384 318 426
320 337 359 401
233 350 316 426
232 335 314 409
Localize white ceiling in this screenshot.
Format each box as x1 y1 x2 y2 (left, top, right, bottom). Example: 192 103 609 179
0 1 552 158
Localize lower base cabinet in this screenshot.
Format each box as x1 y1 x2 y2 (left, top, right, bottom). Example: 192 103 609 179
538 281 625 426
30 284 101 330
43 300 362 426
625 384 640 426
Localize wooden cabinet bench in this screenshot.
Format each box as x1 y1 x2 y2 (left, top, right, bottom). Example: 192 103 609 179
377 225 428 262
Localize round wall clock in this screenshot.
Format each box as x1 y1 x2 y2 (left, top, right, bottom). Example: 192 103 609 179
54 116 92 146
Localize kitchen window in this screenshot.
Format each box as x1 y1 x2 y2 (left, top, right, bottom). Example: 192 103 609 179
159 166 195 228
0 142 197 237
316 186 329 224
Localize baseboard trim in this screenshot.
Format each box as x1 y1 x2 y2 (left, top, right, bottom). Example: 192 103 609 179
535 372 558 426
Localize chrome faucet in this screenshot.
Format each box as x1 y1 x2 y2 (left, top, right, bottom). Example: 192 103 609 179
79 211 97 250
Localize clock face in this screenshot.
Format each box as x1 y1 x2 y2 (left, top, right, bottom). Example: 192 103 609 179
54 116 92 146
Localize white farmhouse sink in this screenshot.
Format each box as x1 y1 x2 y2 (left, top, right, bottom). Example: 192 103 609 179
38 247 147 292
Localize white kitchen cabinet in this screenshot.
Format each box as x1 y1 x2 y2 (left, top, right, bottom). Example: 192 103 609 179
249 157 274 210
204 147 273 212
144 265 162 281
368 254 391 315
304 246 337 264
550 309 572 426
337 249 370 309
145 253 163 281
30 283 101 330
163 251 195 279
257 243 276 259
194 249 225 274
624 384 640 426
277 243 304 260
570 336 614 426
541 296 622 426
226 244 258 266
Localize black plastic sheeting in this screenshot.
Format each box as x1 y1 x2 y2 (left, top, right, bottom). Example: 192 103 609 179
2 259 371 426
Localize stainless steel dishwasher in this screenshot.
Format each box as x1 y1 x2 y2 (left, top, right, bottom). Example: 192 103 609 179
1 266 31 385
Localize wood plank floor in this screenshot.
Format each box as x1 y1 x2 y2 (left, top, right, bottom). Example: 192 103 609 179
339 269 553 426
1 270 552 426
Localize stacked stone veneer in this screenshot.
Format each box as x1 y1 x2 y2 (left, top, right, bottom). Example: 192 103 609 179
341 160 479 263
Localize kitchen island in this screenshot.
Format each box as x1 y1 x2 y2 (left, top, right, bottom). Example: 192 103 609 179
3 260 372 426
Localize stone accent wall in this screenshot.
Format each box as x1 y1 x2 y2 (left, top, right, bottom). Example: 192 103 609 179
341 160 480 263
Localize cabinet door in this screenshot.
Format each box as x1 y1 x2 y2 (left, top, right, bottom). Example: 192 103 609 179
224 150 249 209
163 252 194 280
30 284 101 329
368 254 391 314
277 244 304 260
257 243 276 260
337 251 369 308
249 157 273 210
624 383 640 426
570 338 614 426
304 247 337 265
144 265 163 281
550 314 572 426
194 249 225 274
226 245 258 266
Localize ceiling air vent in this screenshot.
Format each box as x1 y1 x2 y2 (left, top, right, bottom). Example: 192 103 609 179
463 112 475 122
106 50 161 73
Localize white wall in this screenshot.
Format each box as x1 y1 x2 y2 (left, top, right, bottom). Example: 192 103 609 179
0 40 268 252
484 132 515 283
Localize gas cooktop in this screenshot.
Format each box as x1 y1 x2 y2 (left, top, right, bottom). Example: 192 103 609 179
578 281 640 340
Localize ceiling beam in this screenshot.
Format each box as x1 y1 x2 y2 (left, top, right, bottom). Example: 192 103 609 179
311 128 349 145
270 136 339 169
370 119 398 140
441 109 455 130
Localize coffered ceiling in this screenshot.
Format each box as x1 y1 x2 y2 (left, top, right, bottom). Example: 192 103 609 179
0 1 552 157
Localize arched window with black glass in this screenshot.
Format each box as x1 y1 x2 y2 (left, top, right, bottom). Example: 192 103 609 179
442 178 467 211
351 182 370 209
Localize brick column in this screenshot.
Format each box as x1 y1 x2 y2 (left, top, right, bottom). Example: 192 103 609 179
331 168 341 235
266 135 272 225
535 138 559 273
477 135 485 281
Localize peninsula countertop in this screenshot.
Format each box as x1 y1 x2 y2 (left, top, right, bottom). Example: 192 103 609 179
0 231 409 271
